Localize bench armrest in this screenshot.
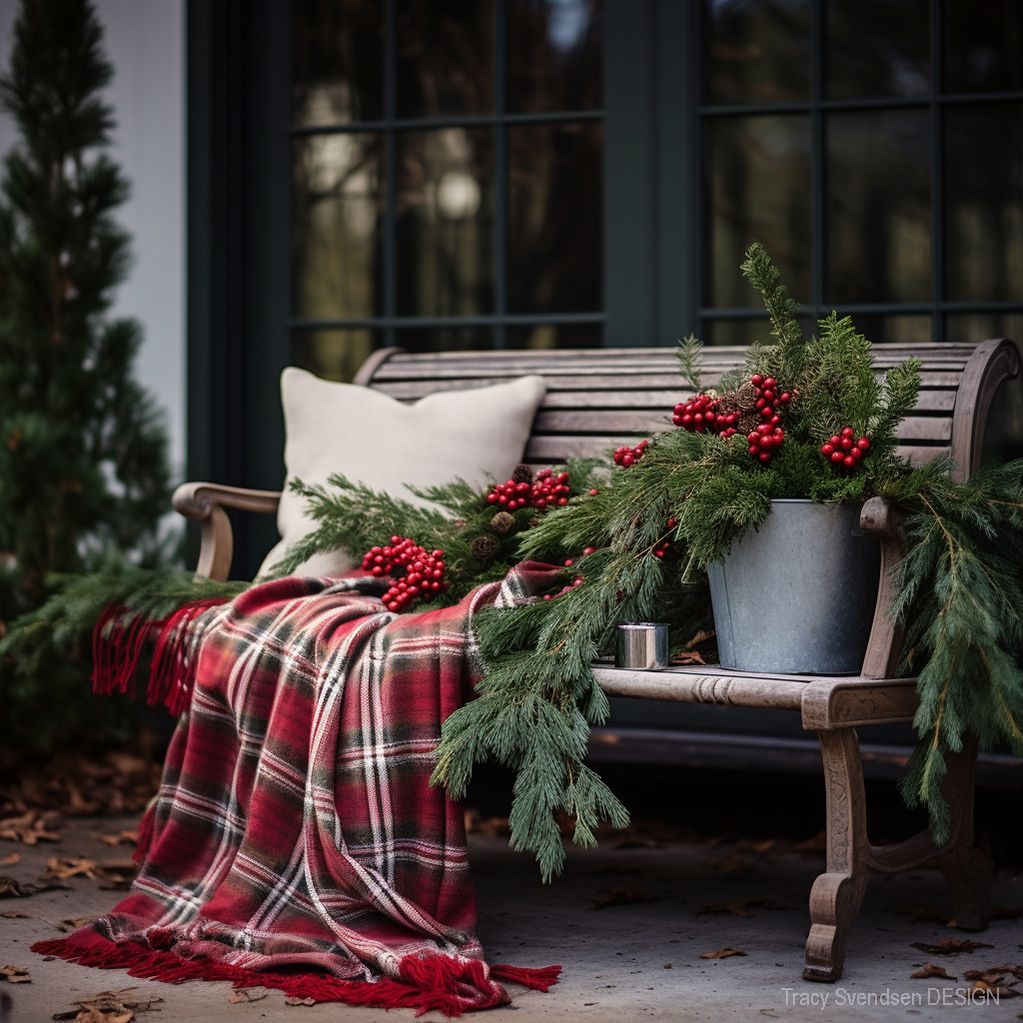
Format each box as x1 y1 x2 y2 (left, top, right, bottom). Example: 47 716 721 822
172 482 281 581
858 496 907 679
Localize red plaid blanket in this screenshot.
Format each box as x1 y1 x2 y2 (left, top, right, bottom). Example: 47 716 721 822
34 566 562 1015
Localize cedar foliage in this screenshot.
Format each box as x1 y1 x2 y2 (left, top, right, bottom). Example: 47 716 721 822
0 0 172 762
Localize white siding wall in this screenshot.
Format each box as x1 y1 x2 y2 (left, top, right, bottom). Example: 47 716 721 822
0 0 186 477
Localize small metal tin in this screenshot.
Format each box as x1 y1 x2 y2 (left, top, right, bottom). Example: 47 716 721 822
615 622 669 670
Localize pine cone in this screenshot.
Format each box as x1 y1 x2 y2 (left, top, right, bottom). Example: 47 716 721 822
470 534 499 562
734 380 757 410
489 511 516 535
512 464 533 484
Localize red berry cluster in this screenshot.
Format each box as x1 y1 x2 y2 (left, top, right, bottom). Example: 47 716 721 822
821 426 871 470
654 517 678 559
486 477 532 510
613 438 649 467
672 394 740 438
360 536 447 612
486 469 571 511
530 468 571 509
745 374 792 464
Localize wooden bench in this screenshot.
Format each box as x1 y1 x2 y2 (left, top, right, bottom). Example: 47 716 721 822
174 339 1023 983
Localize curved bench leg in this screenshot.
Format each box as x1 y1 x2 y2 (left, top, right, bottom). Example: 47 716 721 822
803 728 869 983
936 741 991 932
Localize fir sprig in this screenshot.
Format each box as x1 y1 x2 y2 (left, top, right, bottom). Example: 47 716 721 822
887 462 1023 841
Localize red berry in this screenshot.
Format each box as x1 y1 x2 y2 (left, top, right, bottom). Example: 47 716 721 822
843 455 856 468
857 437 871 450
821 443 834 455
831 451 844 464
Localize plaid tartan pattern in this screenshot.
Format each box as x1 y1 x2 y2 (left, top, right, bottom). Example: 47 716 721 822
35 565 564 1013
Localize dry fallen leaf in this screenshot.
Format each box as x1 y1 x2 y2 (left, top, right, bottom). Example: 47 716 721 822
285 995 317 1006
43 857 97 881
0 811 61 845
0 875 69 899
228 988 268 1003
911 938 995 955
0 910 29 919
0 964 31 983
700 947 747 960
911 963 956 980
972 979 1018 998
99 831 138 848
0 853 20 868
590 886 660 910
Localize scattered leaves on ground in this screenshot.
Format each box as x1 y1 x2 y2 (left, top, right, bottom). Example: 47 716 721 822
0 910 29 919
971 979 1018 999
228 988 268 1003
0 965 30 983
0 811 61 845
51 987 164 1021
911 963 956 980
40 857 137 890
911 938 995 955
0 853 20 868
590 886 660 910
0 875 70 899
285 995 317 1006
0 750 161 821
700 947 747 960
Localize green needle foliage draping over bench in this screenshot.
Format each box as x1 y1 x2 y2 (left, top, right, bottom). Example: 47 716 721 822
3 246 1022 879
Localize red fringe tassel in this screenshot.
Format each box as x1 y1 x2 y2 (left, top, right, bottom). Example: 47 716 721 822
31 931 560 1017
91 598 229 715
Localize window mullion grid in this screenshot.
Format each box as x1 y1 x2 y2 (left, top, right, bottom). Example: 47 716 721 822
930 0 944 341
810 0 824 322
493 0 509 350
383 0 398 349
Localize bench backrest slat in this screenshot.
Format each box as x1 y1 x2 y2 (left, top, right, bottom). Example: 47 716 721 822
357 341 1023 481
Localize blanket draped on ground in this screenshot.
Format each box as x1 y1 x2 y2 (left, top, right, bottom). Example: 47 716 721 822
33 566 562 1016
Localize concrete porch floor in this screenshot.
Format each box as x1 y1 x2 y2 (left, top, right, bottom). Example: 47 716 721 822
1 816 1021 1023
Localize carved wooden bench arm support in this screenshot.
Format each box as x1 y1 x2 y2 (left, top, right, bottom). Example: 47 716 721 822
172 482 281 581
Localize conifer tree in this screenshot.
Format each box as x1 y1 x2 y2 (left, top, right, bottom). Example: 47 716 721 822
0 0 172 761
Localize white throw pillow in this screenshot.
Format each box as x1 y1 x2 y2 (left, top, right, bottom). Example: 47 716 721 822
257 368 547 578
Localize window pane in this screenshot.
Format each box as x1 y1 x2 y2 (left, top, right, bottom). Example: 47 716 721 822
825 0 929 99
701 318 770 345
704 115 811 307
292 0 383 126
291 329 377 383
508 0 603 113
292 134 383 320
835 314 933 344
945 104 1023 302
396 129 494 317
394 327 493 351
396 0 494 117
505 323 604 349
945 311 1023 342
702 0 810 105
944 0 1023 93
508 122 603 314
826 110 931 304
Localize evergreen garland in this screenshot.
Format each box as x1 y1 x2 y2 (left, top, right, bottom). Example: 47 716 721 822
3 243 1021 876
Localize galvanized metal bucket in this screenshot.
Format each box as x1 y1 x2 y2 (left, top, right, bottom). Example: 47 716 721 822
707 500 880 675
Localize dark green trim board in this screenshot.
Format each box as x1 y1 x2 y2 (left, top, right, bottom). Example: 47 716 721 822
187 0 291 578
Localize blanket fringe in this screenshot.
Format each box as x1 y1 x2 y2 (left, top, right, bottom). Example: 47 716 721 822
91 598 229 715
32 932 558 1017
491 963 562 991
